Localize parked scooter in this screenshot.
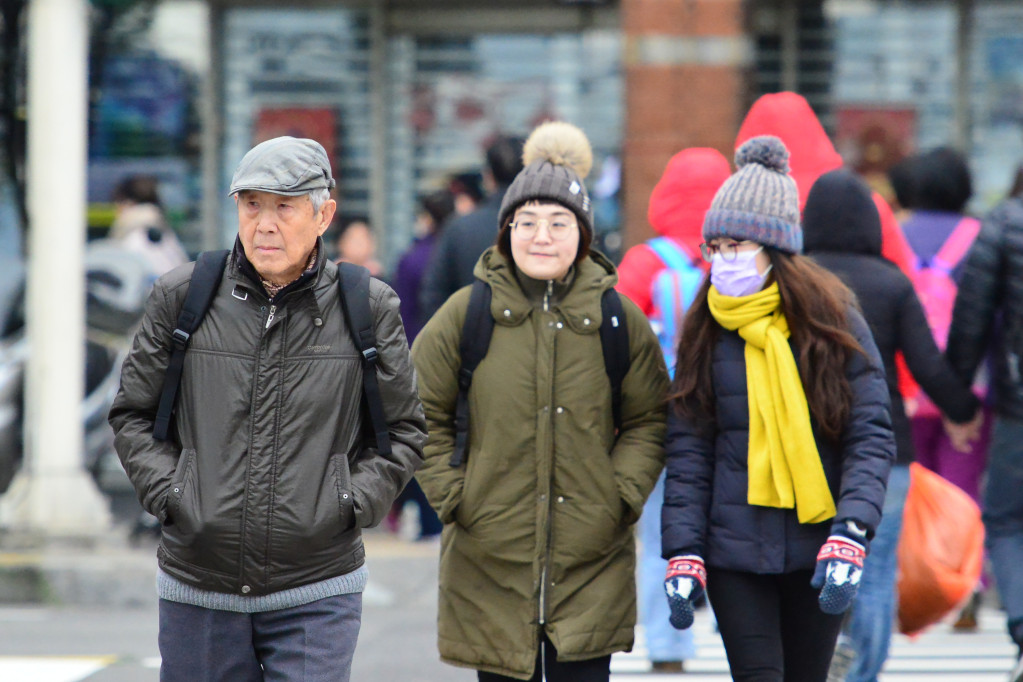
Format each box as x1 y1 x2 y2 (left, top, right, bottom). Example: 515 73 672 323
0 241 155 495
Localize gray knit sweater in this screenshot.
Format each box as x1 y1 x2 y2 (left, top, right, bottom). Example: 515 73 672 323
157 565 368 613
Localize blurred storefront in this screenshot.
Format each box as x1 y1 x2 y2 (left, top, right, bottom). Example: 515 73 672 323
65 0 1023 262
213 3 625 260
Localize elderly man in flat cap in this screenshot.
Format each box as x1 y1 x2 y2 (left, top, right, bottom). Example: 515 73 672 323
110 136 426 681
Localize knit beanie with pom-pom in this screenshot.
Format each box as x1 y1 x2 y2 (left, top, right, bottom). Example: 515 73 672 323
498 121 594 235
702 135 802 254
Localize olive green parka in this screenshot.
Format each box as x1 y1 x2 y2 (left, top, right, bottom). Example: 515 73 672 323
411 247 668 679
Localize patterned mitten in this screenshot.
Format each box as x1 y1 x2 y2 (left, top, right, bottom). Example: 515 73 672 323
663 555 707 630
811 535 866 614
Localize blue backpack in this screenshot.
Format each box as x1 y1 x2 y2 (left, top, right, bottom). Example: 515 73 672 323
646 237 705 378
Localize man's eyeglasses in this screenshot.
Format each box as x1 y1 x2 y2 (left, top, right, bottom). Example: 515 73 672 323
699 241 755 263
511 218 577 241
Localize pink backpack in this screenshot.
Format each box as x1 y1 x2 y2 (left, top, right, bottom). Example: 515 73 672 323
910 217 981 350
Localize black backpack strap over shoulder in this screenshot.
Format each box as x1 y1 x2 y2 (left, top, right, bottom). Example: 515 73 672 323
599 289 630 433
153 249 230 442
338 262 392 456
451 279 494 468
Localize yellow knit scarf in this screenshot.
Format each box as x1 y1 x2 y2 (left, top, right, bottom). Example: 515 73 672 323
707 282 836 524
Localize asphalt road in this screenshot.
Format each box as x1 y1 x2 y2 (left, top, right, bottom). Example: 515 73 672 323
0 529 1018 681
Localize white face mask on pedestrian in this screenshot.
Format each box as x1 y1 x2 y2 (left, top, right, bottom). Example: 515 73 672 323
710 247 772 297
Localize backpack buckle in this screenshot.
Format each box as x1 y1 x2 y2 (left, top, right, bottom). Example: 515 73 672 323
362 347 379 364
171 328 190 350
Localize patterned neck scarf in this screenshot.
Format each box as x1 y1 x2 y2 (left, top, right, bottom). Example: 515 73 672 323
261 245 319 299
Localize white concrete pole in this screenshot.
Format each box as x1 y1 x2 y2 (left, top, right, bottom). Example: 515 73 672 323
0 0 111 534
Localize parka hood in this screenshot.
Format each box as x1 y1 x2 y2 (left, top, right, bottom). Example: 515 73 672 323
647 148 731 248
735 92 843 210
473 246 618 334
802 169 882 256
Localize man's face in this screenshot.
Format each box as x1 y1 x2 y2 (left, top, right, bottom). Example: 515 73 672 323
236 190 336 284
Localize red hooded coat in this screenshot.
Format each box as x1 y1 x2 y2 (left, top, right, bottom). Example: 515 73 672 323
616 147 731 314
735 92 914 275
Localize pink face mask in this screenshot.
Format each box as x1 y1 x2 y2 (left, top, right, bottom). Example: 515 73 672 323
710 247 771 297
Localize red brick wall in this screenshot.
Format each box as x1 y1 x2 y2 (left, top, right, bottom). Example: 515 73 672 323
621 0 751 250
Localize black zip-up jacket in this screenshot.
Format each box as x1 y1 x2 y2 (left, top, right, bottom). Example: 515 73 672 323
661 307 894 571
110 240 426 596
948 196 1023 419
804 170 979 465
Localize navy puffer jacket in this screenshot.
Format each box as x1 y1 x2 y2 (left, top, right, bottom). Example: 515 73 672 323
662 308 895 573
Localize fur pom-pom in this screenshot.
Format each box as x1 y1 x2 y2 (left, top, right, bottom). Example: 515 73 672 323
735 135 790 174
522 121 593 179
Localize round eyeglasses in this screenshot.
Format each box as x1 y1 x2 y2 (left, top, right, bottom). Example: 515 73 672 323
699 241 756 263
511 218 578 241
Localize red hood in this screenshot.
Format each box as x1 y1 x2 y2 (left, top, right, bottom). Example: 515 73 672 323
647 147 731 251
736 92 843 209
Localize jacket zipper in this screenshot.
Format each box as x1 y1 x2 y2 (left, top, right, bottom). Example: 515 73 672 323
539 491 556 624
538 292 557 625
238 297 272 591
265 303 277 329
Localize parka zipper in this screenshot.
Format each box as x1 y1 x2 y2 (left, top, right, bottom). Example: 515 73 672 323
539 491 556 624
265 303 277 329
538 285 557 625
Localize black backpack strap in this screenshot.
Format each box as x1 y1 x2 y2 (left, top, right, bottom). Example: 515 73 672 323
451 280 494 468
337 262 392 456
599 289 631 434
153 250 230 442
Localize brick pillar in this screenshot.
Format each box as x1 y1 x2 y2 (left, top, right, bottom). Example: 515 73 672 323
621 0 753 250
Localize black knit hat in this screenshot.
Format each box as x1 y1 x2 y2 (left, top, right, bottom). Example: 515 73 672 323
498 122 594 235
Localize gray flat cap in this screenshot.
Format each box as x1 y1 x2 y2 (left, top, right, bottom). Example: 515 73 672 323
229 136 336 196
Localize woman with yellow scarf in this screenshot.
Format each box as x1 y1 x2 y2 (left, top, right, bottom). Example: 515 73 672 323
659 136 896 682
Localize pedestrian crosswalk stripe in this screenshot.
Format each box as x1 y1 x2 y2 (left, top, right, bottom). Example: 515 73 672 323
0 656 115 682
611 608 1019 680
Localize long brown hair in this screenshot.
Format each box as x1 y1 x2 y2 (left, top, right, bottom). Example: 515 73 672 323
670 250 865 442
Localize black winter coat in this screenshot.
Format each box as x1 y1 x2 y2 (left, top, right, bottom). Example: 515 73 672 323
419 190 507 320
810 254 977 465
948 197 1023 419
110 243 427 595
661 308 895 574
802 169 979 466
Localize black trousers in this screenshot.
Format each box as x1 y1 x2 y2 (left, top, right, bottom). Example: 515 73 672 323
477 633 611 682
707 567 844 682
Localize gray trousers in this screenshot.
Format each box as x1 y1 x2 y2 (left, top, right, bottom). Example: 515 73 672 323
158 593 362 682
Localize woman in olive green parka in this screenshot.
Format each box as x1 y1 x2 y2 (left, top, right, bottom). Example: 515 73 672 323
412 122 669 682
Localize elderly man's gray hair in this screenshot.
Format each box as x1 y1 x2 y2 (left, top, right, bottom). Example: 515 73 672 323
309 188 331 214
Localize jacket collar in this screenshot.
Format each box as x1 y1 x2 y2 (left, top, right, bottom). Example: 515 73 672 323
473 247 619 334
228 236 327 302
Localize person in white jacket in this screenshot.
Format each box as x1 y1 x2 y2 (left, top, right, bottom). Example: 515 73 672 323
110 174 189 276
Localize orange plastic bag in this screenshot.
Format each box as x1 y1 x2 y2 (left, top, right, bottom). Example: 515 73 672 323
897 462 985 636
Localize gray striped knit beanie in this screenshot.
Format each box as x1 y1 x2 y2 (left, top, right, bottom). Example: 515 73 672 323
498 121 594 235
702 135 802 253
